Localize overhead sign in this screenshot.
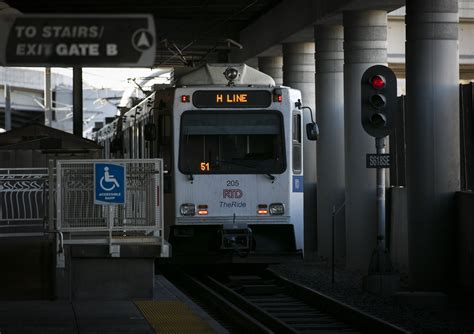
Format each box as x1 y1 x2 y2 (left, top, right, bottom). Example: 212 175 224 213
94 163 126 205
1 14 155 66
193 90 272 108
366 154 391 168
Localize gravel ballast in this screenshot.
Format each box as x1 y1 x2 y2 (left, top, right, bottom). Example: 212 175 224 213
270 260 474 334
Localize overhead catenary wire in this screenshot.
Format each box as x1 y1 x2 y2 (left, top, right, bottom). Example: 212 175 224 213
157 0 258 66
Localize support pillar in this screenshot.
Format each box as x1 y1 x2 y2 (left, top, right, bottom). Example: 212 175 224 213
245 57 259 70
44 67 52 127
314 25 345 261
4 83 11 131
282 42 317 258
73 66 83 137
343 11 387 270
258 56 283 85
405 0 460 290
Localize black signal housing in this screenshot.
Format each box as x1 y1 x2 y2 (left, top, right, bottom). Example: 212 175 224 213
360 65 397 138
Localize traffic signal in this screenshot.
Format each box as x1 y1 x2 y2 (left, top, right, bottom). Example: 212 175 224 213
360 65 397 138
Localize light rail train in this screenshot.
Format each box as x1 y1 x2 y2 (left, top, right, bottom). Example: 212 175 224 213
92 63 317 263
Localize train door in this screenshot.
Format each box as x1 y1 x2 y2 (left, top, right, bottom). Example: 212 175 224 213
290 105 304 252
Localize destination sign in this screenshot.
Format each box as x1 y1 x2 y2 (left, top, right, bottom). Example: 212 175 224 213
366 154 391 168
1 14 155 66
193 90 272 108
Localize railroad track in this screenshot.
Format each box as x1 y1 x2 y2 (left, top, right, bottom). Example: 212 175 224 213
165 266 408 334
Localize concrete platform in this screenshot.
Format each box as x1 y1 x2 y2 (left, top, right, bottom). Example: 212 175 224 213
0 275 228 334
0 301 151 334
152 274 228 333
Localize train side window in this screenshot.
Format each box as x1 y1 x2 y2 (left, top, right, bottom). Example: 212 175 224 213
159 114 172 193
292 113 302 174
159 115 171 145
130 127 134 158
163 115 172 170
122 128 126 158
138 123 142 158
157 114 172 173
140 122 145 158
127 127 132 158
135 126 140 159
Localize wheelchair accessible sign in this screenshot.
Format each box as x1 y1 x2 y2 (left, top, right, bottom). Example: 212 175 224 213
94 163 126 205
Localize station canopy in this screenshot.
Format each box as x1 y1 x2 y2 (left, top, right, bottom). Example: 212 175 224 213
11 0 282 68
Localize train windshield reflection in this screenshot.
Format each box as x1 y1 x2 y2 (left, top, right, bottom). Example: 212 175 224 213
179 111 286 174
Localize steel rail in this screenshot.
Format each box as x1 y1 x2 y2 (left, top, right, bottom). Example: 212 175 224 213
266 270 409 334
166 269 271 333
166 266 409 334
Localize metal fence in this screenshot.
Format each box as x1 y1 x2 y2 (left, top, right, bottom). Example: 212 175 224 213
0 168 49 237
55 159 163 242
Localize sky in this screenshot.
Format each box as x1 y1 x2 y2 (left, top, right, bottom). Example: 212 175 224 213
51 67 172 90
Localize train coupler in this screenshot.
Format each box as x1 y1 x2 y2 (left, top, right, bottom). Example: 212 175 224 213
218 223 252 251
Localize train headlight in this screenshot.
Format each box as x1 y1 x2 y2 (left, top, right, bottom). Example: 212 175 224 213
269 203 285 215
223 67 239 81
180 203 196 216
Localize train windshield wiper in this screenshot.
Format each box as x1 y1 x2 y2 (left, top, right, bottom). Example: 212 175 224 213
185 162 194 181
266 174 275 181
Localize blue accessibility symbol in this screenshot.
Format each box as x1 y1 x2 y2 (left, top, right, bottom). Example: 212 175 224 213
94 163 126 204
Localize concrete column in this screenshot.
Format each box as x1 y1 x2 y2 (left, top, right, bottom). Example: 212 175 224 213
314 25 345 261
282 42 317 258
4 83 11 131
245 57 259 70
44 67 52 127
73 66 83 137
343 11 387 270
258 56 283 85
405 0 460 290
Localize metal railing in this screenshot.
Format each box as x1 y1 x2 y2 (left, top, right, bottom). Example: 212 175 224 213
55 159 165 254
0 168 49 237
0 160 168 264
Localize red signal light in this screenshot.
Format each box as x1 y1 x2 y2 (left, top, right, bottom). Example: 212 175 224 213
181 95 190 103
370 75 385 90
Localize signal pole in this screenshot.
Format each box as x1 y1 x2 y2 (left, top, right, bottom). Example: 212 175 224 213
375 137 386 250
360 65 399 296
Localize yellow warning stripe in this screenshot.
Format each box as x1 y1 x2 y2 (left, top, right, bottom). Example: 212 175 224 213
135 300 215 334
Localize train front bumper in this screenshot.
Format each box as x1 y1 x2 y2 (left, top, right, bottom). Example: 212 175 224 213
164 223 303 265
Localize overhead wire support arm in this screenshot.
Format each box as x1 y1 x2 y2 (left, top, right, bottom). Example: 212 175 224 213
129 78 147 96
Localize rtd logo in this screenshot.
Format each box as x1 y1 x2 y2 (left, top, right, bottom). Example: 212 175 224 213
223 189 243 199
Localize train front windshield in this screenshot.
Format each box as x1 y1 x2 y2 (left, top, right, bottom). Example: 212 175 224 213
179 111 286 174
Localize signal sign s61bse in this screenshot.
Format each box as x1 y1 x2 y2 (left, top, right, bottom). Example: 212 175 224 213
360 65 397 138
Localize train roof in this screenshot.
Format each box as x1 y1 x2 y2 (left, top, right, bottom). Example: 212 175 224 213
176 63 275 87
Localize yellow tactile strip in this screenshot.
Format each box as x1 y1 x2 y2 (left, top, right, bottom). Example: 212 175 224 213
135 300 215 334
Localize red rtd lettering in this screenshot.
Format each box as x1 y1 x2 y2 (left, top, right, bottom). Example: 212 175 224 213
223 189 243 199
